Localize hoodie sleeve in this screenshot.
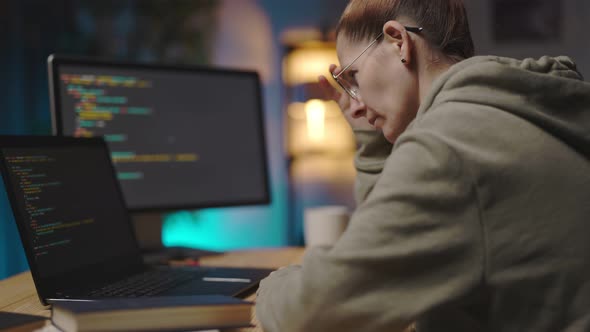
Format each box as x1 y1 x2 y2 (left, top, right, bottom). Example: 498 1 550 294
255 130 484 332
352 129 393 205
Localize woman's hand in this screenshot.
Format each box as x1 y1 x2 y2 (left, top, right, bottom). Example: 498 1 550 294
318 64 375 131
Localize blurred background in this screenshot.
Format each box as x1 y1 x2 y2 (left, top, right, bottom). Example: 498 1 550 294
1 0 588 279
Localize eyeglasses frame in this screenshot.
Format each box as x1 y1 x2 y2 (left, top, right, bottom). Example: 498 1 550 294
332 26 423 100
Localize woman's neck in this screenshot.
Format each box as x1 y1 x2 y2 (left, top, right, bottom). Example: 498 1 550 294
418 58 454 104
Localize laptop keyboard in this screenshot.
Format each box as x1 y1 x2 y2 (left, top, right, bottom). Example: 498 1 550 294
88 269 207 297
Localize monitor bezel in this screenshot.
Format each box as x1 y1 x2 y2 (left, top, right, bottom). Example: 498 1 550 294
47 54 272 213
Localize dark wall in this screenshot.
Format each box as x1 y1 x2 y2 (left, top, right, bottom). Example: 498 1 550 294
0 0 220 279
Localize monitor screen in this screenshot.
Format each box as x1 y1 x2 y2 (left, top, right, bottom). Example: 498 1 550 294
48 55 270 212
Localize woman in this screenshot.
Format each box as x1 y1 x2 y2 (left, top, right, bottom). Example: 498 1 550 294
256 0 590 331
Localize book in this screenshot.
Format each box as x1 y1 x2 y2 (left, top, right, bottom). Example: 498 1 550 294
51 295 252 332
0 312 46 332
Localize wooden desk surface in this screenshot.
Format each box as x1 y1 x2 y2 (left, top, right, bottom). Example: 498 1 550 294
0 247 305 332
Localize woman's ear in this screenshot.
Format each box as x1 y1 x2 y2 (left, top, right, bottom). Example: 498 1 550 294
383 20 412 65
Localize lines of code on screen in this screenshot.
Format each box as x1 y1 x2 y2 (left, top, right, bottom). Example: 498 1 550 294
61 73 199 185
56 65 268 210
2 147 137 277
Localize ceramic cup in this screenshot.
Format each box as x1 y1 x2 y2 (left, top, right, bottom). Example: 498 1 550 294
303 205 350 248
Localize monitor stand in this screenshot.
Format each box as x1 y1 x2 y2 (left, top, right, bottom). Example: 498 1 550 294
131 212 223 265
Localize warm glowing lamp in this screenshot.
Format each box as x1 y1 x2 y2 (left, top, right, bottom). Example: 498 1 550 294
286 100 354 156
281 30 355 158
281 28 357 245
305 99 326 142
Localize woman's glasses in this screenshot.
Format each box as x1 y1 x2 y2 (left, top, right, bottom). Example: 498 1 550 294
332 26 423 100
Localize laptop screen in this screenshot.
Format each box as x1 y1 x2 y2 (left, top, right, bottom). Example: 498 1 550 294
0 138 140 278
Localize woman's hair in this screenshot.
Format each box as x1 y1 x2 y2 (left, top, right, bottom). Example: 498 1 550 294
336 0 474 62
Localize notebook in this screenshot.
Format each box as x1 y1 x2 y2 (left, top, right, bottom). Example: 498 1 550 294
0 135 272 306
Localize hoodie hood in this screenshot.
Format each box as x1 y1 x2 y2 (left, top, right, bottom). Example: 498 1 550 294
418 55 590 158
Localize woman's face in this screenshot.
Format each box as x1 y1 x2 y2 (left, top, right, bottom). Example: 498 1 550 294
336 33 420 144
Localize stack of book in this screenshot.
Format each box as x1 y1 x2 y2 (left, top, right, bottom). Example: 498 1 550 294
51 295 252 332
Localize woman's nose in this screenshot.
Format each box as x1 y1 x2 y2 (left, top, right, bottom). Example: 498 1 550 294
350 98 366 118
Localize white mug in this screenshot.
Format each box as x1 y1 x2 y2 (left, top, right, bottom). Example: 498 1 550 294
304 205 350 248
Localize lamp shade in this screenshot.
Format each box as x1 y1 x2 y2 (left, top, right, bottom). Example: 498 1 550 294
282 41 339 86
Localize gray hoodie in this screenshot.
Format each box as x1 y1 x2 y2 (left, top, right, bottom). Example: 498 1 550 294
256 56 590 332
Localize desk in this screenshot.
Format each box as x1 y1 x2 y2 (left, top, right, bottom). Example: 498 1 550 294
0 247 305 332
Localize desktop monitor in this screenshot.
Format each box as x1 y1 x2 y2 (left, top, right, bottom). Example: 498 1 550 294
47 55 270 213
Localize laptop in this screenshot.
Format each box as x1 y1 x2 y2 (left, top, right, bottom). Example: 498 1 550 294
0 135 273 306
